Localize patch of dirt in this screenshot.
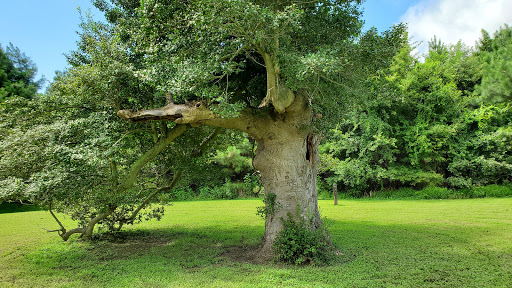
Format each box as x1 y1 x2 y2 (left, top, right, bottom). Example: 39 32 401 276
88 233 172 260
220 245 272 265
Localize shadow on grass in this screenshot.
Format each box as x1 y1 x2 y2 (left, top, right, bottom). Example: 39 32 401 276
20 218 512 287
0 202 43 214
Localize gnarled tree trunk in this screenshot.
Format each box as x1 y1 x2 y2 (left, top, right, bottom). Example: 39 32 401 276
253 123 322 256
117 93 324 256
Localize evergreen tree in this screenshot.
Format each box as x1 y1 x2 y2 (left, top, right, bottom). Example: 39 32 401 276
475 25 512 104
0 43 44 101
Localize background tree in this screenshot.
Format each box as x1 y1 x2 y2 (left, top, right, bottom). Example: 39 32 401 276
475 25 512 104
0 43 44 101
320 28 512 197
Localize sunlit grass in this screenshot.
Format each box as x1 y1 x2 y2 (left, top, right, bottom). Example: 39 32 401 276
1 198 511 287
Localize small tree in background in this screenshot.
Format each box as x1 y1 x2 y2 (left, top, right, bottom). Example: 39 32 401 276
0 43 44 101
475 25 512 104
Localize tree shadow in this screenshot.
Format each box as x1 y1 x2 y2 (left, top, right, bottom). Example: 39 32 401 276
0 202 43 214
22 216 511 287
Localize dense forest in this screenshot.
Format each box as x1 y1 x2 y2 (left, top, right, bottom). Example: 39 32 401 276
0 1 511 244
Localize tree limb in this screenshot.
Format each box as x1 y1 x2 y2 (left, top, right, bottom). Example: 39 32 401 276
48 202 66 236
61 228 86 241
117 102 217 124
116 170 183 231
193 127 222 157
117 102 261 136
116 124 188 192
83 205 117 239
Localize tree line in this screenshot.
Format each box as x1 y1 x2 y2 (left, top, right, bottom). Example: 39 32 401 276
319 25 512 198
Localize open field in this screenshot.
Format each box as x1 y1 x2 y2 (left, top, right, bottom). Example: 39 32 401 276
1 198 511 287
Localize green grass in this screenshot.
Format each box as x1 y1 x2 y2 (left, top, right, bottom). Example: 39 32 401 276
1 199 511 287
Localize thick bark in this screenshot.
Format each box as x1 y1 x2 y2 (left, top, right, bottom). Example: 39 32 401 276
252 118 322 257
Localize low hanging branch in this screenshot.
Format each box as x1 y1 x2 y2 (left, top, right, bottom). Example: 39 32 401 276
48 124 188 241
47 202 116 241
47 123 224 241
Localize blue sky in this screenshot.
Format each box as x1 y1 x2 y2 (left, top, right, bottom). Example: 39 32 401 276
0 0 104 89
1 0 511 91
361 0 422 32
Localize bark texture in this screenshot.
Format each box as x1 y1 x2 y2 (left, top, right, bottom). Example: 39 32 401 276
253 124 322 256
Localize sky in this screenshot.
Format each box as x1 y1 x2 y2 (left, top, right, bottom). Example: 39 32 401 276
1 0 511 91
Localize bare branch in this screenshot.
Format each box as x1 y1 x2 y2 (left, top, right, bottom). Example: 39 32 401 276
117 101 264 137
117 102 217 124
48 202 66 236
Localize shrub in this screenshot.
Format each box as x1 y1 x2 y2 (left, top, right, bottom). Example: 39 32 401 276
472 184 512 198
373 188 417 199
446 177 473 189
198 186 219 200
416 186 454 199
170 187 196 201
273 213 334 266
198 182 239 200
384 166 444 189
243 173 262 197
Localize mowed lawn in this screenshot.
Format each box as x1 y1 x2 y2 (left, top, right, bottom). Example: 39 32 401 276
1 198 511 287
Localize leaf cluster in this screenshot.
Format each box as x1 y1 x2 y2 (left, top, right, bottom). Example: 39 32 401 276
273 212 334 266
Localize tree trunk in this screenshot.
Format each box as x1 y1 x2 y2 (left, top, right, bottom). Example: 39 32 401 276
117 93 324 258
253 123 322 257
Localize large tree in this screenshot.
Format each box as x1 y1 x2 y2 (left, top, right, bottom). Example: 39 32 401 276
103 0 406 255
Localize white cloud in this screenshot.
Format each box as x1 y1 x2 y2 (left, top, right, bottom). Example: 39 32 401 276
401 0 512 55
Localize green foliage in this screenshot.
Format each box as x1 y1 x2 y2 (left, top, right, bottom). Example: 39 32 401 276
212 137 253 175
256 192 280 219
320 28 512 196
0 43 43 101
372 187 417 199
475 24 512 104
470 184 512 198
369 184 512 200
415 186 454 199
384 166 444 188
0 61 219 237
198 180 238 200
169 187 196 201
0 202 42 213
242 173 262 196
273 213 334 265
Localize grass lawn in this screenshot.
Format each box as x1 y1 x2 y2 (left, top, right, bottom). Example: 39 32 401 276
1 198 511 287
